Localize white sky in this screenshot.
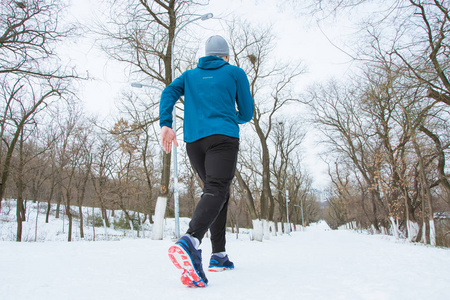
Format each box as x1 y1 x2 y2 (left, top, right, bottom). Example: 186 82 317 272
62 0 357 189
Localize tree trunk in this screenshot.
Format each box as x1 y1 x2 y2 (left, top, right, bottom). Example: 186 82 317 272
255 124 272 220
46 183 55 223
411 128 435 245
92 176 110 227
235 169 258 220
77 164 90 239
92 206 96 241
55 183 62 219
155 0 177 229
79 205 84 239
16 131 26 242
369 190 381 232
0 124 24 210
65 192 73 242
16 199 24 242
102 206 110 228
420 126 450 204
119 204 134 232
35 201 40 242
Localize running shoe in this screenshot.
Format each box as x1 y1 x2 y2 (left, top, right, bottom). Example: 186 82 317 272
168 236 208 287
208 254 234 272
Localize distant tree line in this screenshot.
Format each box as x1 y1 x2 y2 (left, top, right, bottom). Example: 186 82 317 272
302 0 450 247
1 0 319 242
4 0 448 248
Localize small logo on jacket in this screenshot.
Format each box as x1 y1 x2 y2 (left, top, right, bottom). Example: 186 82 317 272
203 76 213 79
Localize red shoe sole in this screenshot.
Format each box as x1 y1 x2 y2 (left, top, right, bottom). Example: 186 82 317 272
168 245 206 287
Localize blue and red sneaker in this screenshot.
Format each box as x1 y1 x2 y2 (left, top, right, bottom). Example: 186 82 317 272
168 236 208 287
208 254 234 272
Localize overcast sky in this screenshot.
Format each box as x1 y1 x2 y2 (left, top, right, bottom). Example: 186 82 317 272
64 0 354 113
62 0 358 189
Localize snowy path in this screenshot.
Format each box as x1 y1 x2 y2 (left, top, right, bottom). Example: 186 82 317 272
1 222 449 300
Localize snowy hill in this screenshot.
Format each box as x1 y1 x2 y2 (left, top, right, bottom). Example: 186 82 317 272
1 200 449 299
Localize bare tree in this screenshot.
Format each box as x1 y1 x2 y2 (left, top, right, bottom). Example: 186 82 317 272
326 162 352 229
228 19 306 226
0 0 75 77
96 0 209 224
0 0 77 211
271 120 306 223
91 132 117 230
57 106 90 242
25 126 58 240
114 92 160 220
74 128 94 240
419 125 450 204
9 117 56 241
285 0 450 244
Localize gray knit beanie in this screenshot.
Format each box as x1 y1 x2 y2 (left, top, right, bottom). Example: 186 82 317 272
205 35 229 57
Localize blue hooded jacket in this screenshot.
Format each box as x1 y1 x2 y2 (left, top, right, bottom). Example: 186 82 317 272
159 56 254 143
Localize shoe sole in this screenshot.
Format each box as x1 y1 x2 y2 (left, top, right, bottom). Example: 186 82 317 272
168 245 207 287
208 266 234 272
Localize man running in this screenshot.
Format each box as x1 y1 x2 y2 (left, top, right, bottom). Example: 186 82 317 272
160 35 254 287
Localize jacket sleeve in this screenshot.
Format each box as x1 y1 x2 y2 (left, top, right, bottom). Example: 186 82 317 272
235 68 254 124
159 74 185 128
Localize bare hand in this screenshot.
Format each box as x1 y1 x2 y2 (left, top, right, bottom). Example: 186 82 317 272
160 126 179 154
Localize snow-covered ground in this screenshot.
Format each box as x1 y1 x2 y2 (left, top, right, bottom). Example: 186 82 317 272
1 217 449 300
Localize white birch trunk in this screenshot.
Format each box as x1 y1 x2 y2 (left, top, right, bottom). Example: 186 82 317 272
268 221 276 236
389 217 399 239
62 206 65 233
152 196 167 240
128 219 135 238
102 218 109 241
407 220 419 242
277 222 283 235
429 219 436 246
263 219 270 240
142 214 146 238
92 206 96 241
422 221 427 244
371 224 377 235
252 219 263 241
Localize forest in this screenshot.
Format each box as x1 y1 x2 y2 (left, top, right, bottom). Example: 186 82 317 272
1 0 449 247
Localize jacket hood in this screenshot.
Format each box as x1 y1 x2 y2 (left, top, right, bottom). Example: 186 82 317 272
197 55 228 70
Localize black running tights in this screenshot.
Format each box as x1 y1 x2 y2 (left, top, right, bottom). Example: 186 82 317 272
185 134 239 253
